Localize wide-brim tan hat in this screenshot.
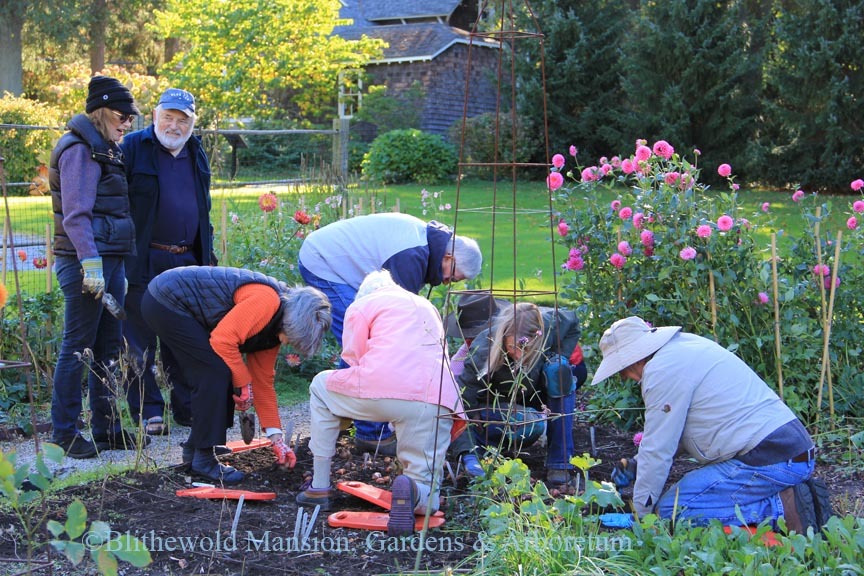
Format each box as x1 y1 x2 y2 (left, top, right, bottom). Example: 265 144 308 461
591 316 681 384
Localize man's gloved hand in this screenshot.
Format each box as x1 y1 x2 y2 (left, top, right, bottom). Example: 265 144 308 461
81 257 104 298
611 457 638 488
270 434 296 468
232 384 253 412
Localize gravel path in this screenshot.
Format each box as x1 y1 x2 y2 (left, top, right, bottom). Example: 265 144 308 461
0 401 313 479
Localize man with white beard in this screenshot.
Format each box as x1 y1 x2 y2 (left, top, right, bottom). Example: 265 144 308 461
120 88 217 435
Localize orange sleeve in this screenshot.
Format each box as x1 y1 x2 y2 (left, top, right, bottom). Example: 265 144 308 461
210 284 281 389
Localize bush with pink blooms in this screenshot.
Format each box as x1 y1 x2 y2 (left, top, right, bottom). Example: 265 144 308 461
550 140 864 427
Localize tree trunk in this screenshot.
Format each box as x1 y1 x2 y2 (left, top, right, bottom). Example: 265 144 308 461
89 0 107 74
164 37 180 65
0 7 24 95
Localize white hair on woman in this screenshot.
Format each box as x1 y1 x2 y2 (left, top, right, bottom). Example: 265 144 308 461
356 269 397 300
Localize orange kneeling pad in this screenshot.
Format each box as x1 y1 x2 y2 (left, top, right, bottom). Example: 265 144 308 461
224 438 272 453
326 480 445 531
176 486 277 501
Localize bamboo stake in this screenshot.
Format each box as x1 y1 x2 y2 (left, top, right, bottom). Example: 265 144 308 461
357 197 363 216
708 269 718 341
770 234 784 400
220 195 228 264
392 197 401 213
370 196 376 214
2 218 7 284
616 229 623 304
44 224 52 293
817 231 842 426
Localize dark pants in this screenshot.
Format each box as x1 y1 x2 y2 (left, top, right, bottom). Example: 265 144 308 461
124 248 198 422
51 255 127 439
140 291 232 448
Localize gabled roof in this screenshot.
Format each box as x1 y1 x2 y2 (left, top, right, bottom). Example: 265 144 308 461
335 1 497 64
340 0 462 23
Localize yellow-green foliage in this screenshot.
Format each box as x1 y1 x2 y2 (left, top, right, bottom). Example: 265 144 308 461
39 63 168 121
0 94 64 188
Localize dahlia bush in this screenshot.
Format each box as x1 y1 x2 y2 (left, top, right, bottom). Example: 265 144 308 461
550 140 864 426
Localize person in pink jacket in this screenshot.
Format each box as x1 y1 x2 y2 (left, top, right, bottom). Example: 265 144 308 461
296 270 465 537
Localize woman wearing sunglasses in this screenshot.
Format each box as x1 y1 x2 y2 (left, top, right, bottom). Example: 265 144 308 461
48 75 143 459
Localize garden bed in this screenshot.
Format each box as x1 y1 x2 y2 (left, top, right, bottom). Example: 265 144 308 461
0 422 860 576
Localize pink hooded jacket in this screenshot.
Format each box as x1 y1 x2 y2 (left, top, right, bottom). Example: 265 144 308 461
326 285 465 420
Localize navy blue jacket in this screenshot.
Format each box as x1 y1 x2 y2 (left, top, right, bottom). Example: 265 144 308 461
120 125 216 285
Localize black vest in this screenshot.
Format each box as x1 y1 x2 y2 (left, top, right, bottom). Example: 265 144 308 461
49 114 135 257
148 266 288 352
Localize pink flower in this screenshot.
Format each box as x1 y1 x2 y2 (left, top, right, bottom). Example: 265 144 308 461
851 179 864 191
664 171 680 186
610 156 621 168
621 158 636 174
717 163 732 177
813 264 830 277
717 215 734 231
581 167 598 182
601 163 613 176
293 210 311 225
761 202 770 213
632 432 643 446
610 253 627 269
285 353 302 367
258 192 278 212
732 183 740 191
611 200 622 211
852 200 864 213
618 241 632 256
569 145 578 157
552 154 566 169
653 140 674 160
792 190 805 202
824 276 840 291
847 216 858 230
564 256 585 271
696 224 712 238
757 292 769 305
679 246 697 260
640 229 655 247
32 256 47 269
633 212 645 229
644 246 654 257
17 250 26 262
619 206 633 220
547 171 564 191
694 148 702 156
557 220 569 237
635 145 652 162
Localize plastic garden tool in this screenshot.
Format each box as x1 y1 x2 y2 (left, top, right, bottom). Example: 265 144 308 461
326 481 445 531
611 457 637 488
176 486 276 501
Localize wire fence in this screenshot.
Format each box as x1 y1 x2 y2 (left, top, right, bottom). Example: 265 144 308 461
1 122 350 295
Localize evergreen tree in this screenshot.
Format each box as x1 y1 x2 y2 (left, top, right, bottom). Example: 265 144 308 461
754 0 864 192
619 0 765 183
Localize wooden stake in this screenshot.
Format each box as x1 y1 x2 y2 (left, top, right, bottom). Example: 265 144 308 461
2 218 7 284
770 234 784 400
44 224 52 293
817 231 842 426
220 195 228 264
392 198 401 213
708 269 718 341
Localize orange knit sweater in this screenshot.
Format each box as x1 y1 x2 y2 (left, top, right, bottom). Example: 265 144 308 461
209 283 281 431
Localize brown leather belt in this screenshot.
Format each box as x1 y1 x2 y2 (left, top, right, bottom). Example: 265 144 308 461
791 446 816 463
150 242 189 254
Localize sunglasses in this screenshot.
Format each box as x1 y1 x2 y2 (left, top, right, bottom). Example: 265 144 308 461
110 110 136 124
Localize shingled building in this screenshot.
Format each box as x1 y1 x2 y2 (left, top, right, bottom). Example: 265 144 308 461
334 0 499 136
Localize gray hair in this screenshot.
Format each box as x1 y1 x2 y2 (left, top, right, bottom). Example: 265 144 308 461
451 235 482 279
155 104 197 125
281 286 332 357
356 270 396 300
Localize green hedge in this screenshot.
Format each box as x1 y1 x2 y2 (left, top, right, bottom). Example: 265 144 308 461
0 94 65 191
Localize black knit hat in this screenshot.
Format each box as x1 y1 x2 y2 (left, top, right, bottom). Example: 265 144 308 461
85 76 140 115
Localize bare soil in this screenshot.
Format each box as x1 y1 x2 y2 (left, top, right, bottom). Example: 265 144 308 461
1 423 860 576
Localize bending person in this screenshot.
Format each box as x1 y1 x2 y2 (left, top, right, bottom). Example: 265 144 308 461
296 270 465 537
142 265 331 484
457 302 586 485
298 212 481 455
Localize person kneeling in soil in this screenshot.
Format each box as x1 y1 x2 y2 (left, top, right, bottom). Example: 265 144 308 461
593 316 833 533
455 301 586 486
296 270 465 537
142 265 331 484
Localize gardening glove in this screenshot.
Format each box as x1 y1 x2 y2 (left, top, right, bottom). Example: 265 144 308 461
611 457 638 488
269 434 296 468
599 513 635 529
232 383 253 412
80 257 104 298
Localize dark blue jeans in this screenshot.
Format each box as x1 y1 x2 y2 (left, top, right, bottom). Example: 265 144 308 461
298 262 391 442
123 247 198 422
51 255 127 439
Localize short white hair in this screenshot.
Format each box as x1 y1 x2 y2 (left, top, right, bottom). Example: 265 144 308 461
356 270 396 300
155 105 197 124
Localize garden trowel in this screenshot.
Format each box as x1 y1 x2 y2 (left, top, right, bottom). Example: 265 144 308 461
240 411 256 445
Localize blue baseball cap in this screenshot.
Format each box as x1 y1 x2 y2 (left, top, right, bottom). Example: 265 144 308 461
157 88 196 116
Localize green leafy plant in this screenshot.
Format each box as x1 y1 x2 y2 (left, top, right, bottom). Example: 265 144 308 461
362 129 458 184
0 94 65 189
48 498 151 575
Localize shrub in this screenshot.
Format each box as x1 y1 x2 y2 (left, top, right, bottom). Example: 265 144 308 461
551 140 864 427
0 95 64 189
361 129 457 184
